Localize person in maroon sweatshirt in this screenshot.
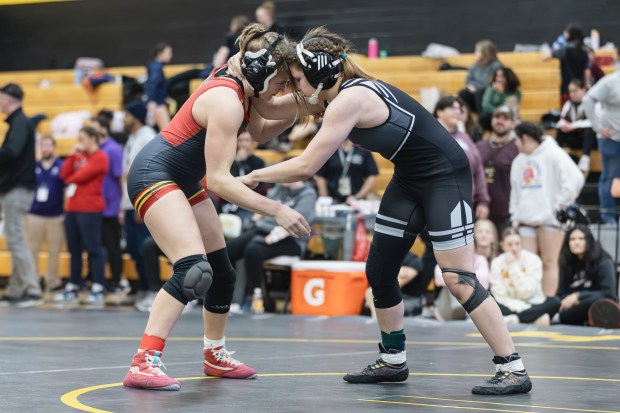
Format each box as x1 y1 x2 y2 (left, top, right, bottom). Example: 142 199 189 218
476 106 519 233
54 126 109 306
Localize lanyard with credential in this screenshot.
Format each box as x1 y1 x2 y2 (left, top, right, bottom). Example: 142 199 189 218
338 148 354 178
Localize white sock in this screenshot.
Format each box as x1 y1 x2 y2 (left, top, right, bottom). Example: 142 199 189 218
204 336 225 349
381 350 406 365
91 283 105 293
497 358 525 373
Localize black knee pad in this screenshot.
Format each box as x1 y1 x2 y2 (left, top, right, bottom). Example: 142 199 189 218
442 268 489 313
366 241 402 309
163 254 213 304
203 248 236 314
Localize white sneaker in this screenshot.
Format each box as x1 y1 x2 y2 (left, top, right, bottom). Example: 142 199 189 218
134 291 158 312
532 313 550 326
503 314 520 325
83 283 105 307
53 283 80 305
578 155 590 173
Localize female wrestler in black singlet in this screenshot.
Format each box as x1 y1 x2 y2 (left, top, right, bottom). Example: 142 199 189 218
122 24 310 391
232 26 532 395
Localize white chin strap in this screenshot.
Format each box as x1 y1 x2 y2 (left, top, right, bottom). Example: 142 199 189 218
308 83 323 105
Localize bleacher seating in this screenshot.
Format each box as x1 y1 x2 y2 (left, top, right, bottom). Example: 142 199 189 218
0 64 202 146
0 237 172 282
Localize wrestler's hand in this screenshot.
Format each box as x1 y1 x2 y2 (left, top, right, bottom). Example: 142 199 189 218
274 204 311 238
237 174 258 190
226 52 244 79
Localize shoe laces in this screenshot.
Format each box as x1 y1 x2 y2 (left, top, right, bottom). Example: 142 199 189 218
362 358 388 372
209 347 241 366
488 370 510 384
144 351 167 375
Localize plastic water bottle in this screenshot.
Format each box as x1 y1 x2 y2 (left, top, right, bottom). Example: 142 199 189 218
368 38 378 59
251 288 265 314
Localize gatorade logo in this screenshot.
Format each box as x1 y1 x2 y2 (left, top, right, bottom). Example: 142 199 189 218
304 278 325 306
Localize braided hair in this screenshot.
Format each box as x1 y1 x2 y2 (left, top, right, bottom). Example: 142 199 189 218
298 26 374 82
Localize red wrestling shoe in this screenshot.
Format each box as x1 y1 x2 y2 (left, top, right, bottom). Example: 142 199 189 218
123 350 181 390
203 346 257 379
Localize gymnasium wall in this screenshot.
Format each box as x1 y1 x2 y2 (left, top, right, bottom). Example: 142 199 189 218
0 0 618 71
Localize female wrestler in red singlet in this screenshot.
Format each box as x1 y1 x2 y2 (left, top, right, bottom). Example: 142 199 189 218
122 24 310 391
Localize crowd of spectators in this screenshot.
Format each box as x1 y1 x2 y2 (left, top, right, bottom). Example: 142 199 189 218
0 14 619 328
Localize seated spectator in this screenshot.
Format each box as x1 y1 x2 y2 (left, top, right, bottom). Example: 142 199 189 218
220 130 268 229
433 219 491 321
314 139 378 205
458 40 502 113
510 122 584 296
276 118 320 151
227 180 317 312
54 126 109 306
555 79 597 173
260 118 320 152
490 228 560 326
556 225 619 327
25 136 65 294
365 253 427 319
479 67 521 131
473 218 499 265
434 96 490 219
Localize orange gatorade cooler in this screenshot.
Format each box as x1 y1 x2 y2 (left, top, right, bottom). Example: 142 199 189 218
291 261 368 316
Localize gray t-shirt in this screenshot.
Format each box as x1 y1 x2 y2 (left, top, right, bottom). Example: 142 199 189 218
583 71 620 141
466 60 502 91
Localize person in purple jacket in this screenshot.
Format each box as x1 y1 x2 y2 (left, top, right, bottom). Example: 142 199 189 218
90 116 124 293
26 135 65 294
434 96 490 219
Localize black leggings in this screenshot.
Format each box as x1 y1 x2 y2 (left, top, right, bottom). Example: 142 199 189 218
558 296 600 326
458 88 485 113
226 227 301 298
102 217 122 288
497 297 561 323
556 128 597 156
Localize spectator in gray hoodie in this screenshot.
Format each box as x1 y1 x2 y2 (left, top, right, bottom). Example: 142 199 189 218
226 179 317 311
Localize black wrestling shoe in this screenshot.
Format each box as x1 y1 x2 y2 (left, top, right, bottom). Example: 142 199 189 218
343 343 409 384
471 369 532 395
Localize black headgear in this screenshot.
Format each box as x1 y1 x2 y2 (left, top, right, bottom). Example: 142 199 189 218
296 42 347 104
296 43 347 88
241 34 284 98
